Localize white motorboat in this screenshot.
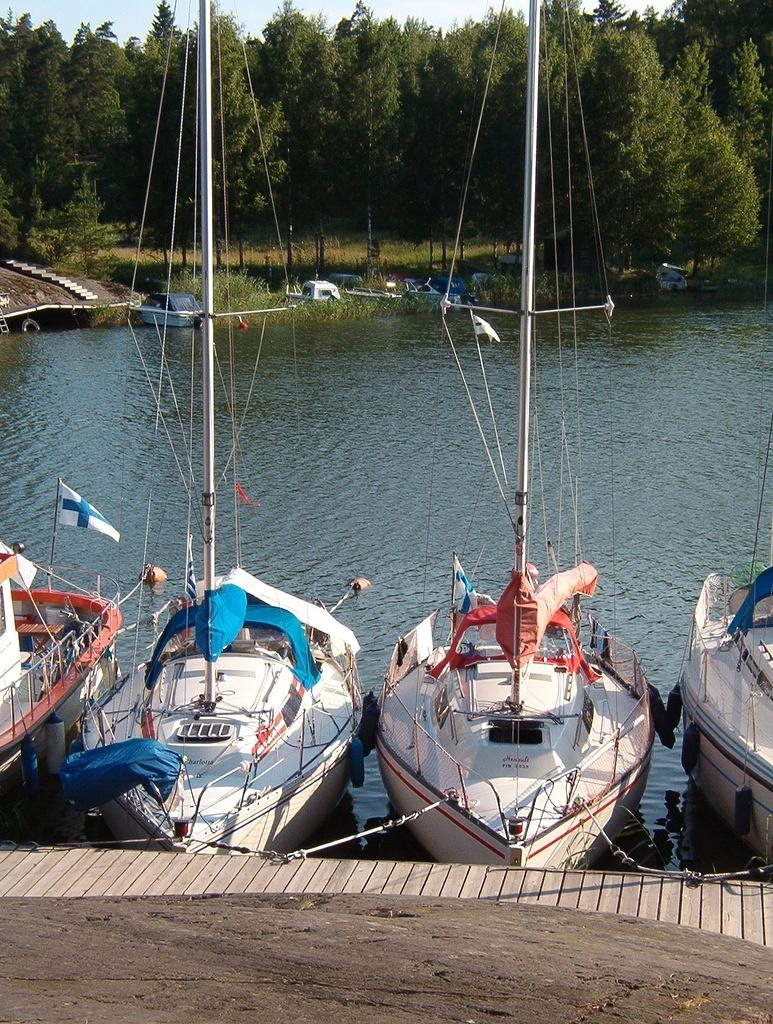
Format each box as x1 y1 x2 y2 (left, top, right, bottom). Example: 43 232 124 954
376 0 655 868
679 567 773 861
61 0 362 855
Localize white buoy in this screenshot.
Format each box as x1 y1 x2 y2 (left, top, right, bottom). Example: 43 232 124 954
46 711 66 774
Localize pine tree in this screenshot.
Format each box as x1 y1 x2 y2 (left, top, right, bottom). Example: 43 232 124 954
593 0 626 27
727 39 769 187
682 105 760 271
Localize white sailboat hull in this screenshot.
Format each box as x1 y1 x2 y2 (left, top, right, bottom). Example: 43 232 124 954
376 607 654 869
680 691 773 859
98 738 351 855
378 734 651 867
680 573 773 860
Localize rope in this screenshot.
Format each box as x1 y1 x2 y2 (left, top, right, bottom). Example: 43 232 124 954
441 316 513 525
749 410 773 580
274 795 455 862
581 799 773 885
155 6 194 432
446 0 508 299
473 325 508 487
128 0 181 308
128 323 202 518
563 1 610 303
234 0 291 292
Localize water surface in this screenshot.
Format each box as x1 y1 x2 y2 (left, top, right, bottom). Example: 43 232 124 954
0 295 768 868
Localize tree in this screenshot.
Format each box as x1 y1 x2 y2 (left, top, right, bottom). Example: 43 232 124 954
580 28 685 267
152 1 176 44
681 105 760 271
66 24 129 219
255 2 337 263
334 5 402 273
673 40 711 109
28 177 112 273
0 173 19 254
212 15 281 267
727 39 770 187
0 17 72 231
593 1 627 28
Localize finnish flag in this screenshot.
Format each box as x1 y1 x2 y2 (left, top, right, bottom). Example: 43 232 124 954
185 533 197 601
57 481 120 542
453 554 475 615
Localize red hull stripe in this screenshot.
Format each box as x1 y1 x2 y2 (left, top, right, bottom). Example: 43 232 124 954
378 746 506 859
379 741 648 863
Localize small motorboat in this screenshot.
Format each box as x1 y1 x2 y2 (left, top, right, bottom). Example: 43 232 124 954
136 292 202 327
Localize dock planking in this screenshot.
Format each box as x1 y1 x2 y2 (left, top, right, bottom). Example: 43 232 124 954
0 848 768 947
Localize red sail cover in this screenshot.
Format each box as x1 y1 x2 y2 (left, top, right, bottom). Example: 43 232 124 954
496 562 599 668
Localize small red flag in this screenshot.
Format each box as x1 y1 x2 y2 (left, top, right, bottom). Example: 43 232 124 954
235 482 258 506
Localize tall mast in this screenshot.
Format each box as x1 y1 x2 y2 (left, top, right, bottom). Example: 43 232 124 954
199 0 217 703
511 0 541 703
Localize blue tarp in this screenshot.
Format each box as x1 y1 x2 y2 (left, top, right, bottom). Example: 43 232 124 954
143 585 320 693
727 566 773 635
195 585 248 663
145 604 196 690
60 738 182 811
242 603 321 689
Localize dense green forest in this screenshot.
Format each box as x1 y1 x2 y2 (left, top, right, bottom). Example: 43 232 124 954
0 0 770 276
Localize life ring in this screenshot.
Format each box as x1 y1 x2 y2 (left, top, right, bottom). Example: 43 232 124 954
22 318 40 332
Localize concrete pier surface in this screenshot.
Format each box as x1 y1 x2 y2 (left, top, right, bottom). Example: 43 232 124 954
1 892 771 1023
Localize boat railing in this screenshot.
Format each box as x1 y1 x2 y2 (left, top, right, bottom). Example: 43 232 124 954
522 706 651 841
586 616 650 702
380 688 510 836
1 599 119 741
38 564 121 604
384 611 439 691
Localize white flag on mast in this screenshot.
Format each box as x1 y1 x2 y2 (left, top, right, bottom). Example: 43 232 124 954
471 312 501 344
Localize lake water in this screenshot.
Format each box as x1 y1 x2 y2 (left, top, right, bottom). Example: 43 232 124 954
0 296 769 870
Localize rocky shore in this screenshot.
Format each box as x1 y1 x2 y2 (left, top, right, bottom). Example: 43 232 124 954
1 892 770 1023
0 265 131 323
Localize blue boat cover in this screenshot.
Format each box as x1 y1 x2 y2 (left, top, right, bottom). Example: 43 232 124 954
59 738 182 811
727 566 773 635
242 603 321 689
195 585 248 663
145 604 196 690
144 585 320 692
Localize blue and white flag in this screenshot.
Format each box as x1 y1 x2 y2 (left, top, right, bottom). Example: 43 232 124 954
185 533 197 601
57 481 119 542
452 554 475 615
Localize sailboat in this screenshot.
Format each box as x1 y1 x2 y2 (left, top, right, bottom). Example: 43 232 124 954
0 539 121 794
678 565 773 861
376 0 655 868
62 0 362 854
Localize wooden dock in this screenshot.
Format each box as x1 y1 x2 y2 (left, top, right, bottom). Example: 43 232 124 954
0 846 769 947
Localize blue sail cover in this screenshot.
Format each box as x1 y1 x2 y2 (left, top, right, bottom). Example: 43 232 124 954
145 604 196 690
243 602 321 689
60 738 182 811
728 566 773 635
143 584 321 692
195 584 248 662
